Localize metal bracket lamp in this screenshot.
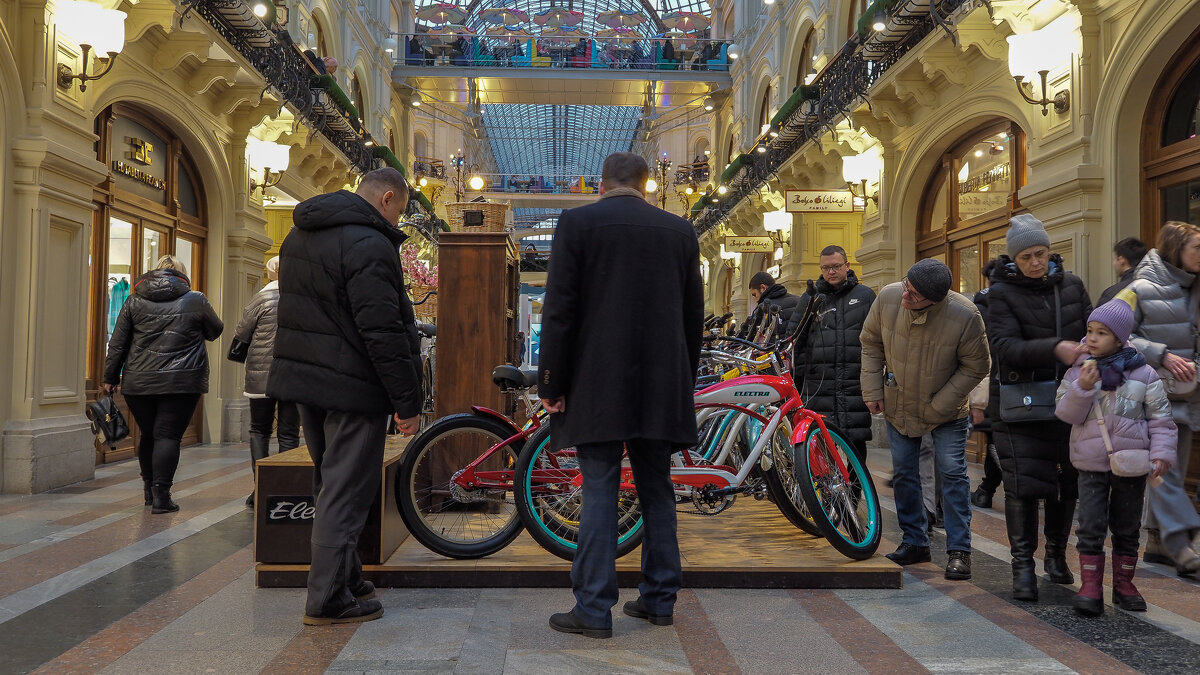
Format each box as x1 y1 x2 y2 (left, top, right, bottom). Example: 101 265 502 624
842 150 881 209
55 1 127 93
1007 26 1074 117
247 138 291 195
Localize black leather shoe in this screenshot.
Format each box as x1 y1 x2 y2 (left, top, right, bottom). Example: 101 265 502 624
302 598 383 626
351 580 376 601
549 610 611 638
886 543 931 566
945 550 972 580
971 486 993 509
623 598 673 626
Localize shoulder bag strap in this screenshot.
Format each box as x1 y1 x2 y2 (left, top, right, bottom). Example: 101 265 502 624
1053 284 1063 379
1093 397 1117 458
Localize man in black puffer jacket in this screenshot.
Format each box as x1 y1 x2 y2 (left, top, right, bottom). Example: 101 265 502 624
744 272 802 341
793 245 876 461
268 168 422 626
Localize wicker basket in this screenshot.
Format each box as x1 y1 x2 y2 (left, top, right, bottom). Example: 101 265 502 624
410 284 437 321
445 201 509 233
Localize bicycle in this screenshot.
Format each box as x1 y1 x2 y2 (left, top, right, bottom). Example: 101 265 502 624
514 296 881 561
394 364 545 559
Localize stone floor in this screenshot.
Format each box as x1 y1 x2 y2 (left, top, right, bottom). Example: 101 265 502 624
2 443 1199 674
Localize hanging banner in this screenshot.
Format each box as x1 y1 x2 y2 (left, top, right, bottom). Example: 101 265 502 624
725 235 774 253
785 189 854 212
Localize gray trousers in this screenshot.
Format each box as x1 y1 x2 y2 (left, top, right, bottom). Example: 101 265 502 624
298 404 387 617
1078 470 1146 556
1145 425 1200 556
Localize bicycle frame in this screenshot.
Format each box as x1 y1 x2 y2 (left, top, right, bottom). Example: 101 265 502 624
448 389 545 490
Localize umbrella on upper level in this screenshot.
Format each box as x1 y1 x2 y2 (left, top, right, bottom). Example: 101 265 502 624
485 25 534 42
478 7 529 26
424 24 476 45
415 3 469 26
532 8 584 28
597 10 646 29
595 27 640 45
661 11 710 33
539 25 584 46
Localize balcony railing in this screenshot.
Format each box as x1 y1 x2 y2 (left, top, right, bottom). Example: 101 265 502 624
394 33 731 73
413 157 446 180
673 161 711 186
519 251 550 273
690 0 975 236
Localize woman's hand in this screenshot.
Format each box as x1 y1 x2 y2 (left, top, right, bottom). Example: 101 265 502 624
1054 340 1087 366
1077 360 1099 390
102 383 115 395
1161 352 1196 382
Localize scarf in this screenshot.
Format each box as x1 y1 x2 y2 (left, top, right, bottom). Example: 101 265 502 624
599 186 647 200
1092 346 1146 391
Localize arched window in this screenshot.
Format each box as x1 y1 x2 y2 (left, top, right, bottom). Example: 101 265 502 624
1143 27 1200 245
414 131 427 159
758 85 773 133
918 119 1026 296
847 0 868 41
350 72 366 122
795 27 815 90
312 16 329 58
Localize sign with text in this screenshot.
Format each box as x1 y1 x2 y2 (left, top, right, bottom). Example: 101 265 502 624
264 495 316 524
785 189 855 212
725 236 774 253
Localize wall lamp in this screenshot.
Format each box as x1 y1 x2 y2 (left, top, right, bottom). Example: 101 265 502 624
247 138 291 194
703 96 715 111
727 43 740 60
56 1 126 93
1006 24 1074 116
842 150 881 208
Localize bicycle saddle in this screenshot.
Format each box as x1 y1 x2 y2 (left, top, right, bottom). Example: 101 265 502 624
492 365 537 390
416 322 436 337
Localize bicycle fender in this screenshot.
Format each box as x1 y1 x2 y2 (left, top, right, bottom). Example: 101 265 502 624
470 406 522 433
789 414 818 447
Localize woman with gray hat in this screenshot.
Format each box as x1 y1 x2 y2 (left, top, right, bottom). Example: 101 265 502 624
986 213 1092 602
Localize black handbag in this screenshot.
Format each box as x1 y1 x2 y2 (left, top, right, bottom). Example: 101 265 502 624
227 337 250 363
86 395 129 448
997 285 1062 423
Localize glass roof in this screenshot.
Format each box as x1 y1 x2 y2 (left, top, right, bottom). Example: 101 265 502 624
415 1 713 39
482 103 642 176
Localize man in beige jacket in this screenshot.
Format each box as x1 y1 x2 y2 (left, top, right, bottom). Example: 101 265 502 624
861 259 991 580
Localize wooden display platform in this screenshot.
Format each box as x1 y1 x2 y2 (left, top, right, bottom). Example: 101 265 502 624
256 496 901 589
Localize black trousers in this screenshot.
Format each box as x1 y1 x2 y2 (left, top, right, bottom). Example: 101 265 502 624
1076 470 1147 557
297 404 387 617
571 439 681 628
123 393 201 487
248 397 301 451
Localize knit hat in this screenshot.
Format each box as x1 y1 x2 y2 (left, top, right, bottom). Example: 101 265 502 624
905 258 952 303
266 256 280 281
1006 213 1051 258
1088 289 1138 344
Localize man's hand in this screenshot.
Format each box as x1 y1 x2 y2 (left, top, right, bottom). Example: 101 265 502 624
393 414 420 436
866 400 883 415
1054 340 1087 366
540 397 566 413
971 408 985 425
1151 459 1169 479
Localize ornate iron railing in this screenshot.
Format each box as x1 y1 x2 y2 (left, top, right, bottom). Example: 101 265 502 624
692 0 979 237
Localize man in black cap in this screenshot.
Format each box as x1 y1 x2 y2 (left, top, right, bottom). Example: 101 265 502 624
860 259 991 580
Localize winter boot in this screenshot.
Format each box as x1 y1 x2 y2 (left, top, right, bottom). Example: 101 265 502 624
1074 553 1105 616
1043 499 1076 584
151 484 179 514
1112 554 1147 611
1006 497 1040 601
246 433 270 507
143 479 153 506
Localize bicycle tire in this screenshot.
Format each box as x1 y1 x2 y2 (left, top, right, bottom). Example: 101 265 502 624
759 418 822 537
514 423 644 562
395 413 524 559
796 422 882 560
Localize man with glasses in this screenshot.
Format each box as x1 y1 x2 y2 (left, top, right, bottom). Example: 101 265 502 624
792 245 876 463
860 259 991 580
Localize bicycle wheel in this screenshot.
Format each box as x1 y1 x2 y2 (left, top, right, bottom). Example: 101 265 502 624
395 413 524 559
796 422 882 560
514 423 644 562
760 417 822 537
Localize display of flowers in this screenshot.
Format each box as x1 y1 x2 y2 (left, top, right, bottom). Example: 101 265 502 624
400 243 438 287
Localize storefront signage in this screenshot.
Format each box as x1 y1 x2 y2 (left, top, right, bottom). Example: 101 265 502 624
112 160 166 190
725 236 774 253
125 136 153 165
264 495 316 523
785 189 854 212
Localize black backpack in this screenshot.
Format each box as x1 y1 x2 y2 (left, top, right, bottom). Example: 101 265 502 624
86 395 130 448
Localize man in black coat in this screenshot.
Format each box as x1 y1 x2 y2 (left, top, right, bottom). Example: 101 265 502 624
1097 237 1146 306
268 168 422 626
744 272 803 341
792 245 875 461
539 152 704 638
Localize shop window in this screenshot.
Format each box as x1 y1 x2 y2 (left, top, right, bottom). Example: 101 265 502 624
1162 178 1200 223
105 217 133 355
178 160 199 217
1163 60 1200 146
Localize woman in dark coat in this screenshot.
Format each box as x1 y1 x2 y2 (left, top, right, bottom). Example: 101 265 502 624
233 255 298 507
104 255 223 513
987 214 1091 601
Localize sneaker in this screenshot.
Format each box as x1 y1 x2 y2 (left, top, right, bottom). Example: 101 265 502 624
302 598 383 626
970 486 993 509
945 550 972 580
549 610 612 639
886 543 931 566
622 598 673 626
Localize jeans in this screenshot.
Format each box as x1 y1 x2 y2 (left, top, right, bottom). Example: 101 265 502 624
1077 470 1146 557
249 397 301 450
123 393 201 486
886 417 972 551
571 439 681 628
1145 425 1200 556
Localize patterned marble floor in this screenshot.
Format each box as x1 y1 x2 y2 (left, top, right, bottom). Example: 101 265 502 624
1 443 1199 674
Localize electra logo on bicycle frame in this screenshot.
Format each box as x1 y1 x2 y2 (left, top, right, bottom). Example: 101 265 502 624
734 390 771 397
